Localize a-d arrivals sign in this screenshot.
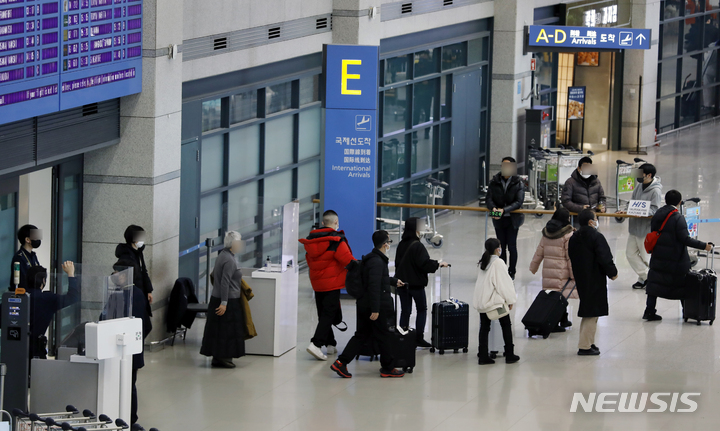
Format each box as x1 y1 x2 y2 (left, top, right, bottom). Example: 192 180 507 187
322 45 379 252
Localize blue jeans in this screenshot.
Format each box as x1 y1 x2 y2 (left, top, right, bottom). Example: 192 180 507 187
397 286 427 338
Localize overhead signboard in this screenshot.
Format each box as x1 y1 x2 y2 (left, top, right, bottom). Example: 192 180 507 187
527 25 651 50
322 44 379 252
0 0 143 125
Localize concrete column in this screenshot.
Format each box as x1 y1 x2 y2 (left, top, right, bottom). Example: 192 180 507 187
81 0 183 340
621 0 661 150
490 0 535 172
332 0 382 46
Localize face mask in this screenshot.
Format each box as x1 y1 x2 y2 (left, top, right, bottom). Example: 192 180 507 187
31 239 41 249
637 177 645 182
136 241 145 248
496 248 502 256
580 172 591 179
592 220 599 230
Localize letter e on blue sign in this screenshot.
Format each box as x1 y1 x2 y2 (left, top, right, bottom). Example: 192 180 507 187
323 45 379 111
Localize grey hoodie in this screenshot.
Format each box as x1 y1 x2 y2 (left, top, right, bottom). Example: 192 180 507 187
628 177 663 237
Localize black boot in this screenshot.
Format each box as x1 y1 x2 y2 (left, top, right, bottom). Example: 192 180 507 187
416 333 432 348
505 344 520 364
560 311 572 328
478 351 495 365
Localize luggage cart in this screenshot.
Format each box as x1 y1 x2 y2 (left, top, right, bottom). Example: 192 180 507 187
527 147 548 210
611 158 646 223
421 178 447 248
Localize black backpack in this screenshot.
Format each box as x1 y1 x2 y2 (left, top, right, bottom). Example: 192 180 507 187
345 256 367 299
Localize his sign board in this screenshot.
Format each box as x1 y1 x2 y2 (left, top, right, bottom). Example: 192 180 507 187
627 200 651 217
322 45 379 251
528 26 651 50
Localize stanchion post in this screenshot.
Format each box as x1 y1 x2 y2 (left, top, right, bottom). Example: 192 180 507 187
484 211 489 242
204 237 214 304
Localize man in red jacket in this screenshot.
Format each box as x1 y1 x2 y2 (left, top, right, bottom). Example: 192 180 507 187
299 210 356 361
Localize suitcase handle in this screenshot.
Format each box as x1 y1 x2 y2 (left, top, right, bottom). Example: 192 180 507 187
707 245 715 270
560 278 576 298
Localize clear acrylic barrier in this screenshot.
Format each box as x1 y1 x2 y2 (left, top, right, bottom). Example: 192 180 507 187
50 264 134 350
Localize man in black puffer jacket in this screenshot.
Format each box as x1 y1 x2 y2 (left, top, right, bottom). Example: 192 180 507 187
331 231 406 379
644 190 712 321
486 156 525 279
561 157 606 214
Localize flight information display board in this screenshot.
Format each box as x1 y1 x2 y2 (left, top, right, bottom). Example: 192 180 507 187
0 0 142 125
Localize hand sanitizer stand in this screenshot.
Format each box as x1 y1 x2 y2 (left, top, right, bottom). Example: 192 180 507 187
78 317 142 423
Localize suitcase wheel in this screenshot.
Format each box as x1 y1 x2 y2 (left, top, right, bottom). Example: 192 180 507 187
489 352 497 359
439 349 445 355
453 349 459 353
403 367 414 374
430 347 436 353
711 320 714 325
463 347 469 353
697 320 701 326
684 318 688 322
542 333 549 339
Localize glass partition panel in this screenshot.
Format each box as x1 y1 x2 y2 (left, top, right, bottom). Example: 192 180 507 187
385 55 411 85
413 78 438 126
230 90 258 124
414 48 440 78
411 127 433 175
383 87 408 135
299 107 322 161
266 82 293 114
201 135 225 192
202 99 222 132
264 115 295 171
229 126 260 183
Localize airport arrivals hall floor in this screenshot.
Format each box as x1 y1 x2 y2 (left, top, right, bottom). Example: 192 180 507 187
139 122 720 431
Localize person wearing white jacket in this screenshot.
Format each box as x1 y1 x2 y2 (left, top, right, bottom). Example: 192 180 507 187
473 238 520 365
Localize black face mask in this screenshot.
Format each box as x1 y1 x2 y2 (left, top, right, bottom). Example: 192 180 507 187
31 239 41 249
637 177 645 182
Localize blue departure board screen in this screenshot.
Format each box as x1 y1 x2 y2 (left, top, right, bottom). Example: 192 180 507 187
0 0 142 125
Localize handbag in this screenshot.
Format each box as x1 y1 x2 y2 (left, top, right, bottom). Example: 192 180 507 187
486 303 510 321
644 209 677 254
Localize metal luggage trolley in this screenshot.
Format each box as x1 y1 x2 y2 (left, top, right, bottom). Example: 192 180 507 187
526 146 550 214
421 178 447 248
612 158 646 223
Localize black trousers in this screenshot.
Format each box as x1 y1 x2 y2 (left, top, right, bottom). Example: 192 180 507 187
312 290 342 348
645 294 658 315
492 218 519 275
131 366 138 425
339 305 395 370
478 313 514 358
397 286 427 337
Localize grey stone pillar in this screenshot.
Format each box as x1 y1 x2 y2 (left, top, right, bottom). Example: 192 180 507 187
490 0 535 172
332 0 382 45
81 0 183 341
621 0 661 150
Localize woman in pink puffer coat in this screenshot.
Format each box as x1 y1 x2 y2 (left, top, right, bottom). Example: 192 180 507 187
529 208 576 331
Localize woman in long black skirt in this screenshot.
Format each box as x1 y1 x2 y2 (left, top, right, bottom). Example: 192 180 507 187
201 231 247 368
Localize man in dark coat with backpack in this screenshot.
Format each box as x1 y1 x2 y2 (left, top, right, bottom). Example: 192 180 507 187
331 231 406 379
568 209 618 356
644 190 712 321
486 156 525 279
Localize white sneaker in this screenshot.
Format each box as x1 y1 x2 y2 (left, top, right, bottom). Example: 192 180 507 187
326 345 337 355
307 343 327 361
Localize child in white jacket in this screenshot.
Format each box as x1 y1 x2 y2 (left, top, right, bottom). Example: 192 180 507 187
473 238 520 365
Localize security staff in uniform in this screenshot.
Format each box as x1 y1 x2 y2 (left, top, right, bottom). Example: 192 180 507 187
10 224 42 291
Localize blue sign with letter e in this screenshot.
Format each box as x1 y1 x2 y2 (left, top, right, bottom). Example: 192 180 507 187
528 26 651 50
322 44 379 251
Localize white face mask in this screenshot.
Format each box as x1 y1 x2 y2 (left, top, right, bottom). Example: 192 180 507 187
136 241 145 248
580 171 591 179
591 220 599 230
496 248 502 256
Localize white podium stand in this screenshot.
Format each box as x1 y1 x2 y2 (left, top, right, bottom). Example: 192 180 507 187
73 318 142 423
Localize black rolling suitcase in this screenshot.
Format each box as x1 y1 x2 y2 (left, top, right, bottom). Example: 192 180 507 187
522 279 575 339
430 267 470 355
391 327 416 373
683 248 716 326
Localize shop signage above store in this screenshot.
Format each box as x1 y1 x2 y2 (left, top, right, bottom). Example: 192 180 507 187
0 0 143 125
322 44 379 252
527 25 651 51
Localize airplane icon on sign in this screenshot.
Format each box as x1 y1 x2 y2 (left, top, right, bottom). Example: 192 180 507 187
355 115 372 131
619 32 633 46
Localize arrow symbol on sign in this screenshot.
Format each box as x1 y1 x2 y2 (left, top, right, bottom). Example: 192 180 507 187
636 34 646 44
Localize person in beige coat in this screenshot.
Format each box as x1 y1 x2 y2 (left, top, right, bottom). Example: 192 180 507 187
529 208 576 332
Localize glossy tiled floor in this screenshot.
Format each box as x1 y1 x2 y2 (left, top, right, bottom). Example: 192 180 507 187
138 121 720 431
